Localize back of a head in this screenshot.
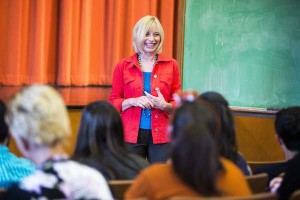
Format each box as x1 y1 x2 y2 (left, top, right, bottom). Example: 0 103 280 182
200 91 238 162
201 91 229 108
6 85 71 147
171 99 219 141
170 100 221 196
74 101 145 180
275 106 300 151
0 100 9 144
74 101 125 157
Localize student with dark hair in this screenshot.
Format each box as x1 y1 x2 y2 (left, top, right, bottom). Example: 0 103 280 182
72 101 148 180
125 99 251 199
268 107 300 200
0 100 35 189
200 91 251 175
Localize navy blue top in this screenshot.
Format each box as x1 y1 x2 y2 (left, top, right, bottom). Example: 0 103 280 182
278 153 300 200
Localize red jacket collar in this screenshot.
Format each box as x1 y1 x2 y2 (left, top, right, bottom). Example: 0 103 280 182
126 53 172 68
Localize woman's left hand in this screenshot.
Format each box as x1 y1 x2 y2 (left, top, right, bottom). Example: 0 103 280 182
144 88 172 112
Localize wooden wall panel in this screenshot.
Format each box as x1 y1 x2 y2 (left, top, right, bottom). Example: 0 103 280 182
235 115 285 161
9 109 285 162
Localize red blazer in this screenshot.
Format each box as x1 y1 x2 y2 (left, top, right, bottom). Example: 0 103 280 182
109 53 181 144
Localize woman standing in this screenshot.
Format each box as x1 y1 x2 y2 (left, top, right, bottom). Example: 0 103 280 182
109 15 181 163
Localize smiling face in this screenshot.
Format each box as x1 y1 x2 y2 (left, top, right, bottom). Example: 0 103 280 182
132 16 164 54
142 27 161 55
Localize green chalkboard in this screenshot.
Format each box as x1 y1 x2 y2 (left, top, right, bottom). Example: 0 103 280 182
183 0 300 108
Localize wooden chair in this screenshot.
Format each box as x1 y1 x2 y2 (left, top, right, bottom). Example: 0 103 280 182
247 161 286 174
245 173 269 194
169 192 277 200
108 180 133 200
290 190 300 200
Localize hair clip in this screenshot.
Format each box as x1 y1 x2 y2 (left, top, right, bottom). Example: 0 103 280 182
173 90 199 107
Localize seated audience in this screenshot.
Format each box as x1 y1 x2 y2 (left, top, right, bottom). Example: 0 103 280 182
253 161 287 185
72 100 148 180
200 91 251 175
268 107 300 200
125 97 251 200
253 108 295 182
0 85 112 199
0 100 35 189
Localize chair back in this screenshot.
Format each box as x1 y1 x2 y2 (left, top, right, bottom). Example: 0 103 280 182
245 173 269 194
247 161 286 174
290 190 300 200
169 192 277 200
108 180 133 200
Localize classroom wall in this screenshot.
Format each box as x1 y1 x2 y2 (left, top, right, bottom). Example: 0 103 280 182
234 114 284 161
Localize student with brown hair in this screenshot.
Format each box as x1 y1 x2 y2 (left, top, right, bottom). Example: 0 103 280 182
200 91 251 175
125 98 251 200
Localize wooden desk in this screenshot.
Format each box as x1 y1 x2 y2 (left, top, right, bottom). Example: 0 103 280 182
231 107 284 161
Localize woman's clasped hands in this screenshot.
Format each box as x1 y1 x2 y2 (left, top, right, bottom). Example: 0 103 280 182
133 88 167 110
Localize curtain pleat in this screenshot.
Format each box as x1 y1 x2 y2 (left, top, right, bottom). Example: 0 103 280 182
0 0 178 86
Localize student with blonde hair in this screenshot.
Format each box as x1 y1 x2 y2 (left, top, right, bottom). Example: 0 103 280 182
0 85 112 200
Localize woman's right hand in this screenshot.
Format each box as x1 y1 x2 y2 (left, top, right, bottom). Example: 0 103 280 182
122 96 154 111
269 173 284 193
132 96 154 109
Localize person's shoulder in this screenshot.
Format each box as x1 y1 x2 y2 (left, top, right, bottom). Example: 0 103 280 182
140 163 170 175
158 54 177 63
2 151 35 173
286 152 300 170
221 157 244 173
116 54 137 65
14 157 35 168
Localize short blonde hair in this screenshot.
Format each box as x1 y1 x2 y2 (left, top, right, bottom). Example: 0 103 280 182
132 15 164 54
6 85 71 147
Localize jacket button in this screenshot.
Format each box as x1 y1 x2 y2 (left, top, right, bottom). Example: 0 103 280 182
155 128 158 131
153 74 157 78
155 114 158 118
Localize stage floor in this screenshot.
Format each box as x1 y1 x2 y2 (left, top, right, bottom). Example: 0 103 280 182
0 86 112 107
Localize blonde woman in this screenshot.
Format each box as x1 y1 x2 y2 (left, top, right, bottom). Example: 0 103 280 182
109 15 181 163
1 85 112 200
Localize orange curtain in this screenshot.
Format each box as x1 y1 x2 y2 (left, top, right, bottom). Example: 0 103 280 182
0 0 178 86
